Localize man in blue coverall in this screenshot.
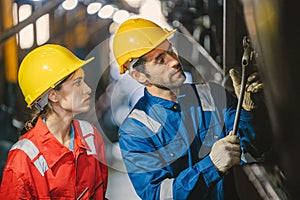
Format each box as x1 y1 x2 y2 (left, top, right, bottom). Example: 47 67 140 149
112 18 272 199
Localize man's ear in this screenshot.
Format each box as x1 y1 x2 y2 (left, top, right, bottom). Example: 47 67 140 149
130 69 148 84
48 90 59 103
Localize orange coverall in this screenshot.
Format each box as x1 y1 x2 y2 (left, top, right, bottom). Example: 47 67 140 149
0 118 108 199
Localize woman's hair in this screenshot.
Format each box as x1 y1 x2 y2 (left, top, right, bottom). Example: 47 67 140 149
20 104 54 136
20 73 73 136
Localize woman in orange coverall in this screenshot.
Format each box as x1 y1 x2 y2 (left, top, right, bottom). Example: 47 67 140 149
0 44 108 199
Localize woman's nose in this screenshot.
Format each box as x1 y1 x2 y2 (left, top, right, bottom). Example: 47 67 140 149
84 82 92 94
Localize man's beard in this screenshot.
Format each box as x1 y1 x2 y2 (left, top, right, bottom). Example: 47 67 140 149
145 63 186 90
151 83 171 90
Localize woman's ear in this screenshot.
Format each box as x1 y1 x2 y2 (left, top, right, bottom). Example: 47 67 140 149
130 69 148 84
48 90 59 103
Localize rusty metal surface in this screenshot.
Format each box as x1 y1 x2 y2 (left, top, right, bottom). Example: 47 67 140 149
242 0 300 198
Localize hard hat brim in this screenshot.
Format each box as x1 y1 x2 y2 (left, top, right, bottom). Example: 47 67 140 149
27 56 95 109
119 29 176 74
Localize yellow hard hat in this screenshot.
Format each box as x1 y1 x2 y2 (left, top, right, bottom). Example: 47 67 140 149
18 44 94 108
113 18 176 74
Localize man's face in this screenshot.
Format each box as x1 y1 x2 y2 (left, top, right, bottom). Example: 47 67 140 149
142 40 186 90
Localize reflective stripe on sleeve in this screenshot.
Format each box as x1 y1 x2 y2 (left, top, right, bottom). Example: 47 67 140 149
10 139 49 176
159 178 174 200
33 154 49 176
128 109 161 133
78 120 96 155
195 84 215 111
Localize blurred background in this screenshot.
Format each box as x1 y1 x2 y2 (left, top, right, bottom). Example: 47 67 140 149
0 0 299 199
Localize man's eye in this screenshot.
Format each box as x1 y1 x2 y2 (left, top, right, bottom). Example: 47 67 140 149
157 57 165 64
169 50 177 56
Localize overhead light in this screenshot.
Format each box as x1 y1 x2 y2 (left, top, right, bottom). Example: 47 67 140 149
19 4 32 22
36 14 50 45
12 3 18 25
123 0 142 8
139 0 170 28
12 3 19 44
87 2 102 15
19 4 34 49
139 0 162 21
113 10 130 24
98 4 115 19
62 0 78 11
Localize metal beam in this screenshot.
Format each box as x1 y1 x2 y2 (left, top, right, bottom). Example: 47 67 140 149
223 0 237 74
1 0 18 83
0 0 64 45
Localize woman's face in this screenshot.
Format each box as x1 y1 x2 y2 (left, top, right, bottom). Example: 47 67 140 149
56 68 91 116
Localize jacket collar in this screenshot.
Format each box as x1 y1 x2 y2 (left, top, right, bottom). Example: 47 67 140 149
144 88 181 111
25 117 89 169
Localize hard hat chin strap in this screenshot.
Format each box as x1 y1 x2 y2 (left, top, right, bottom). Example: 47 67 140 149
33 91 50 111
129 58 139 73
32 74 71 111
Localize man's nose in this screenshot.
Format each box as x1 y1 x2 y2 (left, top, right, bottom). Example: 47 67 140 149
166 53 179 67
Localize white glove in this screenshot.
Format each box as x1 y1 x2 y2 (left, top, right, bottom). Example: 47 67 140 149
209 133 241 173
229 69 264 111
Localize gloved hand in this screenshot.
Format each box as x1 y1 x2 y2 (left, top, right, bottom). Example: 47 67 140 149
229 68 264 111
209 133 241 173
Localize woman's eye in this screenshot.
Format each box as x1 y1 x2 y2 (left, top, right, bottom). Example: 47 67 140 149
74 80 82 86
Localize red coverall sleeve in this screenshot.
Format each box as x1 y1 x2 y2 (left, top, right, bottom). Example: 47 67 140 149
93 127 108 200
0 154 34 199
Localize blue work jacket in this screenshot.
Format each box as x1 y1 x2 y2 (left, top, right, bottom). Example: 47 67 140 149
118 82 271 200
